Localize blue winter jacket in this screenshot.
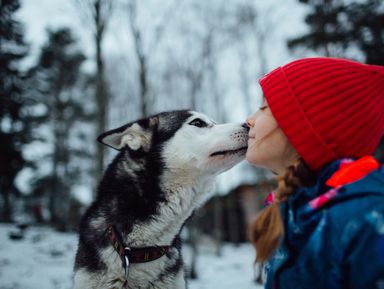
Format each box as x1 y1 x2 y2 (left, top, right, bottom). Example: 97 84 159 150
265 158 384 289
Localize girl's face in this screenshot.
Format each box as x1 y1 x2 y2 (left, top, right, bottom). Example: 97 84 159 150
245 99 298 174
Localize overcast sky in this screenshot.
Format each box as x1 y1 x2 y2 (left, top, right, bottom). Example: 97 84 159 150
17 0 309 70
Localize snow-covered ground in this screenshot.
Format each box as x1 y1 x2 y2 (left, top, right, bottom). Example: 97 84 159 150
0 224 263 289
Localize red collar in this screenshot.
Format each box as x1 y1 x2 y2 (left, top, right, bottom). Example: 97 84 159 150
107 225 171 272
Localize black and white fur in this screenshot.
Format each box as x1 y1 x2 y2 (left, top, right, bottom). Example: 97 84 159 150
73 110 248 289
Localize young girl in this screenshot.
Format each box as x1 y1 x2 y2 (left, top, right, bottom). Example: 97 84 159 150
245 57 384 289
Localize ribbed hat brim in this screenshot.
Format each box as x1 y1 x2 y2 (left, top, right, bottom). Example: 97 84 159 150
259 67 338 171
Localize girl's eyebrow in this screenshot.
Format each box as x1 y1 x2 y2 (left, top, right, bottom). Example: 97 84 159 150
259 105 268 110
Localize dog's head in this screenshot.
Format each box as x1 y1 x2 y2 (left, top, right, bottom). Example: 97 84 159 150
98 110 248 181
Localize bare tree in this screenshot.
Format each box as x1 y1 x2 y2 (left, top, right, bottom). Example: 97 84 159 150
185 64 204 111
127 0 148 117
125 0 180 117
232 2 274 115
75 0 113 183
184 28 216 112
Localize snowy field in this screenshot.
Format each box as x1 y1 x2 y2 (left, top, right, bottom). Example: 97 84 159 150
0 224 263 289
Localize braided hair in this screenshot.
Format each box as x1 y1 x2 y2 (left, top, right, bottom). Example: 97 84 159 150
249 158 315 261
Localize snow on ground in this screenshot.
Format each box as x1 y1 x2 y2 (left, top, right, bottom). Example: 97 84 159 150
0 224 263 289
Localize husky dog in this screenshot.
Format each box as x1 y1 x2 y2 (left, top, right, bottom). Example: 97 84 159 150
73 110 248 289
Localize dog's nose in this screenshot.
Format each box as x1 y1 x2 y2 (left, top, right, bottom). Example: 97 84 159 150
242 123 250 131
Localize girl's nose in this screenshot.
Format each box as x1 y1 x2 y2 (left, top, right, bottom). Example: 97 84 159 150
246 117 254 128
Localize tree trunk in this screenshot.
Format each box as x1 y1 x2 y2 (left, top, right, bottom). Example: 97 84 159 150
227 194 240 245
139 55 148 117
188 217 199 279
95 0 108 182
0 188 12 222
50 143 60 227
128 0 149 118
213 194 223 257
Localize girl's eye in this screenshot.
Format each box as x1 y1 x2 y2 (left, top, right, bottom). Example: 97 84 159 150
259 106 268 111
189 118 207 128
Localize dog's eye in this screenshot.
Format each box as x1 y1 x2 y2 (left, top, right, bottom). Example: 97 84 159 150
189 118 207 128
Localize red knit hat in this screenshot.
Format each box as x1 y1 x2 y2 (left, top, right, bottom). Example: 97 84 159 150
259 57 384 171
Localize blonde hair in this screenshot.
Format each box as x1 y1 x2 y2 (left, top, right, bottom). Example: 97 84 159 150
249 158 315 261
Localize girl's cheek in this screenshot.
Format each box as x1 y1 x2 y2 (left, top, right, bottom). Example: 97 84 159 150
246 137 271 166
254 116 276 142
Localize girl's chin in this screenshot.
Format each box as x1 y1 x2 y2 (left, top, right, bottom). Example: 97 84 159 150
245 151 258 165
245 151 271 168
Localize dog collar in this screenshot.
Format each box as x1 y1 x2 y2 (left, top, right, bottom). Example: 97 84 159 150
107 225 171 276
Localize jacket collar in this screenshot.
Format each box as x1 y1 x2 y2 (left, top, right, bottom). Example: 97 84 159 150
288 156 381 209
285 156 382 240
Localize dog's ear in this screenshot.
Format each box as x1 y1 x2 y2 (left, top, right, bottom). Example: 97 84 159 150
97 117 158 151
